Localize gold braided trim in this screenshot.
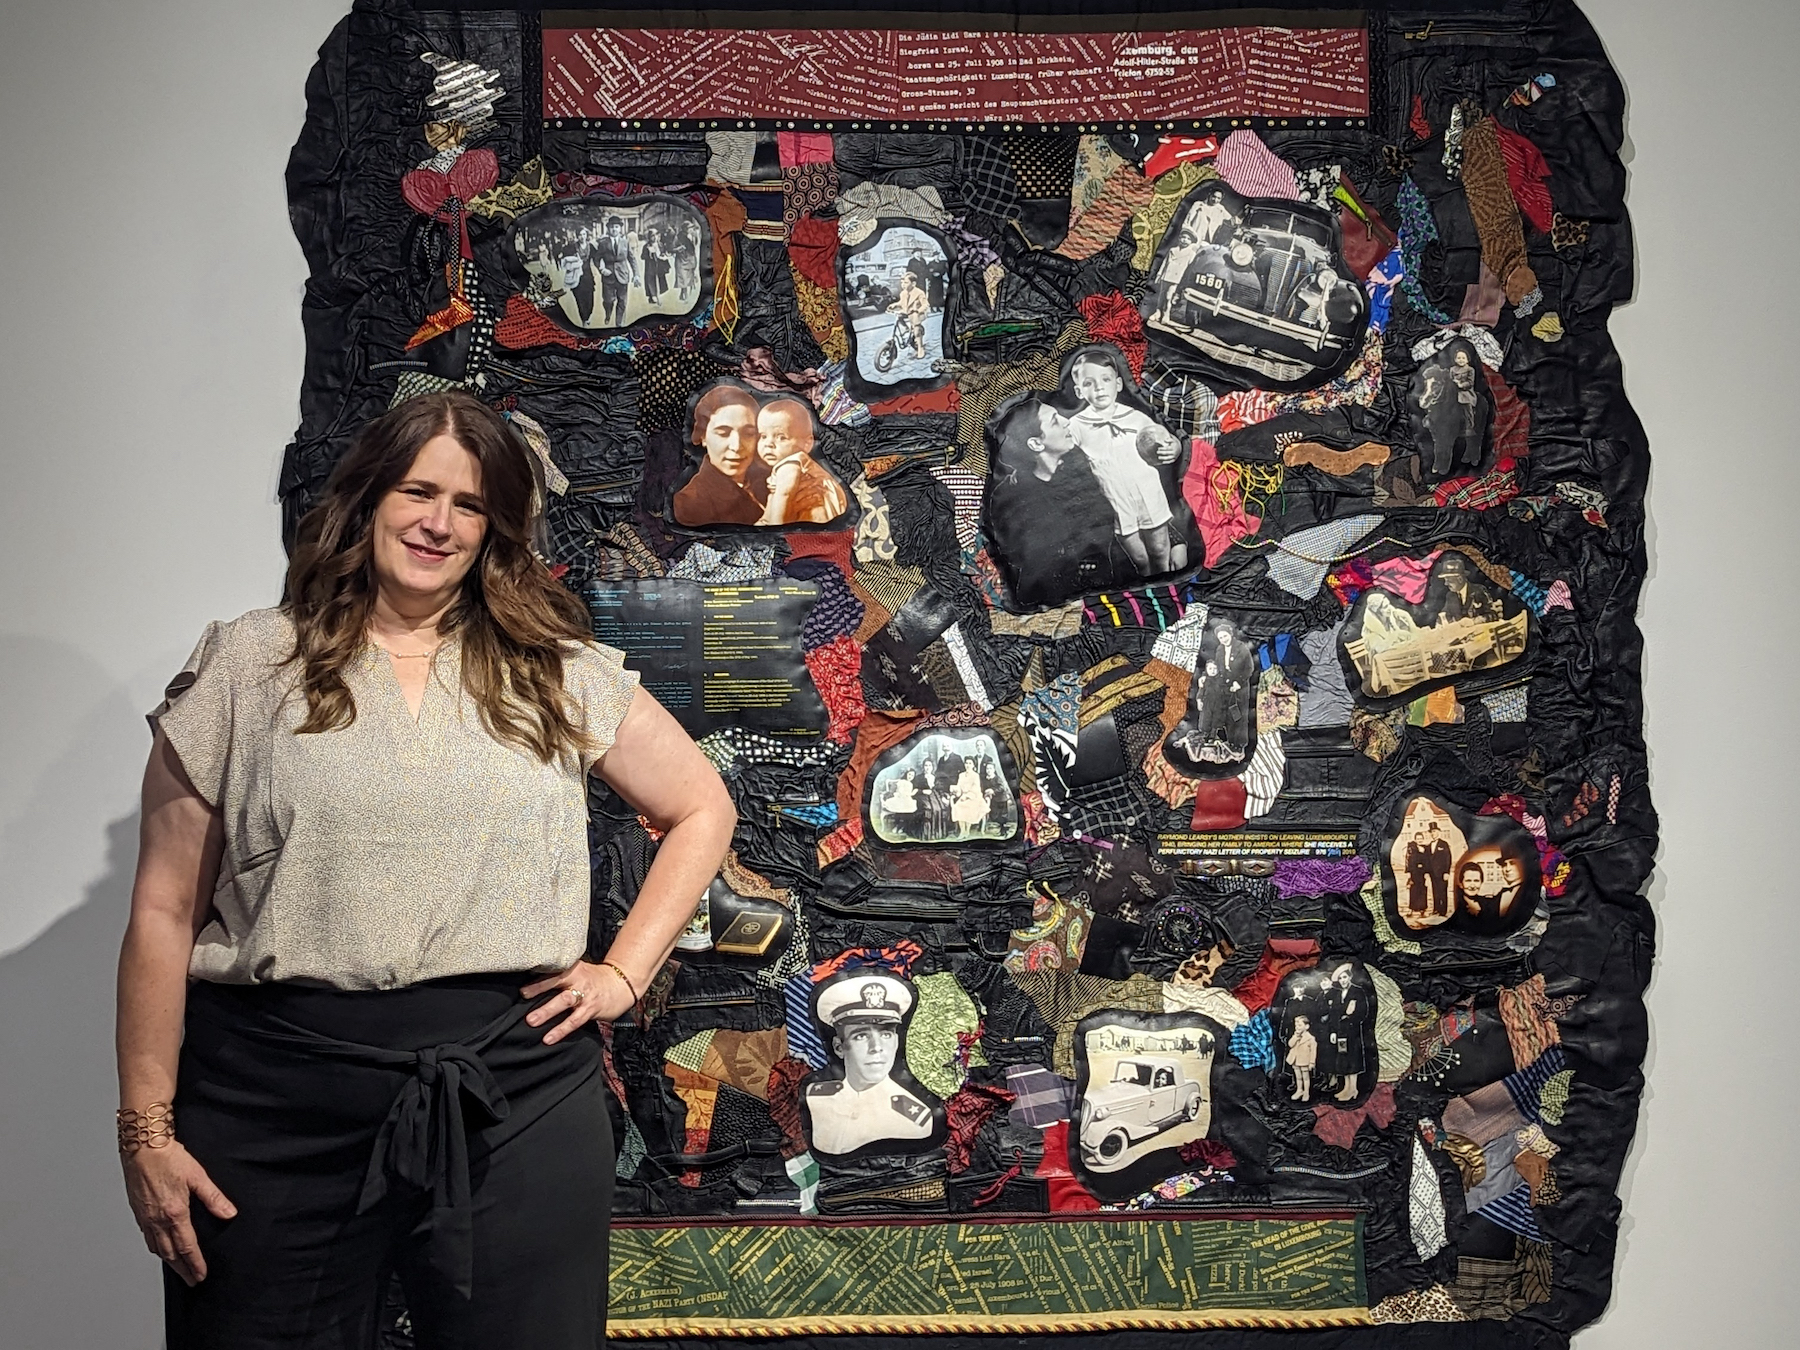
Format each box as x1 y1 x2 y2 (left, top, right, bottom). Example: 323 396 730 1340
609 1308 1371 1338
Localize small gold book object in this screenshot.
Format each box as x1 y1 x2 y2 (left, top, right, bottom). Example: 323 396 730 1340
714 910 784 956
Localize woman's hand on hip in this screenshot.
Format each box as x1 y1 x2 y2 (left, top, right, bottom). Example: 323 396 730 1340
522 960 635 1043
121 1142 235 1286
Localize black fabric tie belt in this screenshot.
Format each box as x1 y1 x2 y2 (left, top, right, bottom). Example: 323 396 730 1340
232 1002 527 1297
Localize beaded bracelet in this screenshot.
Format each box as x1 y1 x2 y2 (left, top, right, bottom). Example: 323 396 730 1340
117 1102 176 1156
599 959 641 1006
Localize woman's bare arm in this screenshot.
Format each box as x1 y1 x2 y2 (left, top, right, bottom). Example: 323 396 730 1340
524 687 737 1039
115 730 236 1285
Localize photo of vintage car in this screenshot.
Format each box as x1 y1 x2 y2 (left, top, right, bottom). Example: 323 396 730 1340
1077 1054 1205 1171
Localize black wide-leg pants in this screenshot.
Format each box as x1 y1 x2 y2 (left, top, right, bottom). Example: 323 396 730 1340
165 975 615 1350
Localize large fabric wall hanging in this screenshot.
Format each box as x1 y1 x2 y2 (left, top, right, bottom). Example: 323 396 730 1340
284 2 1653 1345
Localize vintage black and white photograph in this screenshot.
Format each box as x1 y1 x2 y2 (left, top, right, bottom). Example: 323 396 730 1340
1071 1010 1219 1196
1382 792 1543 938
670 379 849 528
840 222 953 396
865 728 1020 846
511 195 708 333
1388 795 1469 928
1407 337 1494 478
800 969 946 1160
983 345 1196 609
1338 553 1531 702
1141 181 1367 388
1271 961 1377 1107
1163 615 1259 777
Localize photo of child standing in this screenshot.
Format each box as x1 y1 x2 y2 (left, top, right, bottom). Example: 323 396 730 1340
1066 347 1189 576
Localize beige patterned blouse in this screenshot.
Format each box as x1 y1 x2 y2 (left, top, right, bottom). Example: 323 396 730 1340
153 608 640 990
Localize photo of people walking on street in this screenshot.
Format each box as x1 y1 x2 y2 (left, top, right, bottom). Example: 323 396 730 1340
512 195 707 333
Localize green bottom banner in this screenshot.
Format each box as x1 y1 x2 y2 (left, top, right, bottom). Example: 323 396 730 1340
607 1214 1368 1337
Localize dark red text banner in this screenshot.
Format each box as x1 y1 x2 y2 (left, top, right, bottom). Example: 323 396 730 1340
541 26 1369 123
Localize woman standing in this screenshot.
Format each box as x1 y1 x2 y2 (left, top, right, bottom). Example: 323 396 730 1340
115 391 736 1348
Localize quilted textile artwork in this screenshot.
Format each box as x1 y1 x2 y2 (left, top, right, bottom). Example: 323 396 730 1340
284 2 1654 1346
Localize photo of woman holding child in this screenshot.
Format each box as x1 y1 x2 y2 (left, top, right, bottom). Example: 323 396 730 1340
982 343 1197 608
672 380 849 528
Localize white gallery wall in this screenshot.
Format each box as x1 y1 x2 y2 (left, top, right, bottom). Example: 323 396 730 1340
0 1 1790 1344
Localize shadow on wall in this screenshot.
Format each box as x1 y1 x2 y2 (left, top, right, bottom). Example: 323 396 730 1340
0 640 171 1347
0 811 159 1347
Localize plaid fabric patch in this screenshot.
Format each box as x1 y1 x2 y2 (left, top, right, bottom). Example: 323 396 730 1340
1433 466 1521 511
1230 1010 1276 1072
1061 773 1147 837
961 135 1022 219
1138 363 1222 441
666 1029 718 1073
1005 1065 1073 1126
785 1151 820 1216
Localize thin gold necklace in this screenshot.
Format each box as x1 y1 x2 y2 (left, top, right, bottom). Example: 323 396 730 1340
371 635 442 660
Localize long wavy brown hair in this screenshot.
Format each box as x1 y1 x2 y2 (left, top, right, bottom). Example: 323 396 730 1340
284 391 596 762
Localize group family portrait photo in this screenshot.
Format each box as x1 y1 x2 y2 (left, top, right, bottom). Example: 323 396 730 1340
867 729 1020 846
1272 962 1377 1107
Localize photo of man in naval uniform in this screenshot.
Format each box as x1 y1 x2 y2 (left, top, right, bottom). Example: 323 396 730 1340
801 972 942 1158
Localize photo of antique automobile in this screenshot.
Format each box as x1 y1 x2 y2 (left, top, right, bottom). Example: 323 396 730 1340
1077 1050 1208 1172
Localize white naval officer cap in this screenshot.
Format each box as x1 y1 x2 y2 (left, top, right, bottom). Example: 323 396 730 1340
816 972 913 1029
